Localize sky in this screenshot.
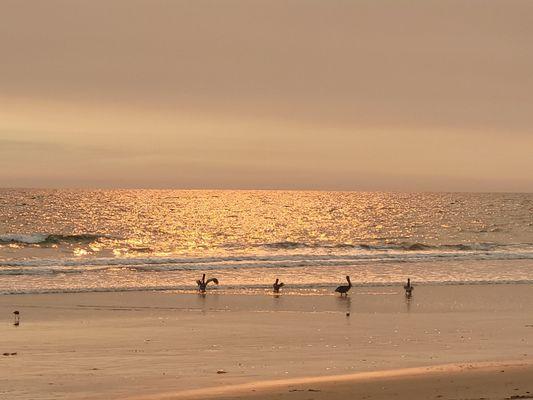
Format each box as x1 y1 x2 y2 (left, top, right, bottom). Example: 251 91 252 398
1 0 532 192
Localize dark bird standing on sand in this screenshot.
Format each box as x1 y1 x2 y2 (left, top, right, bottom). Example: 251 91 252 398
13 311 20 326
404 278 414 297
196 274 219 293
273 278 284 293
335 276 352 296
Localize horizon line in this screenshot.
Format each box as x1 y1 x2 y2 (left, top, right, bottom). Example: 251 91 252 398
1 186 532 195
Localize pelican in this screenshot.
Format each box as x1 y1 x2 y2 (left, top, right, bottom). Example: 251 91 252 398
196 274 219 293
273 278 284 293
335 276 352 296
404 278 414 297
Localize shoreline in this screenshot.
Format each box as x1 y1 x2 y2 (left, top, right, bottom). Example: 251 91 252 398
4 276 533 297
3 258 533 296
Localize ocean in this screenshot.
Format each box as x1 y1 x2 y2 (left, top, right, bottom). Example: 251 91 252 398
1 189 532 295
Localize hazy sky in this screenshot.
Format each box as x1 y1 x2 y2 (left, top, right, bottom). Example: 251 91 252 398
1 0 532 191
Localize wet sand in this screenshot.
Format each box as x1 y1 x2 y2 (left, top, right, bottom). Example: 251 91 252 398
1 284 533 399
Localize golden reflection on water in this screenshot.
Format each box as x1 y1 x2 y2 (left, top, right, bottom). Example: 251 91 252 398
2 190 532 258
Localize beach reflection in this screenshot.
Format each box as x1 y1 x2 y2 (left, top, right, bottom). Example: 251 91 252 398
337 294 352 316
405 294 413 313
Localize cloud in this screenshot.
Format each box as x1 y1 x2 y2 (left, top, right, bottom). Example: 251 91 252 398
0 135 159 161
1 1 533 190
1 1 533 133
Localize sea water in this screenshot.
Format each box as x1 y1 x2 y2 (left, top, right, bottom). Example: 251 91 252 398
1 189 532 294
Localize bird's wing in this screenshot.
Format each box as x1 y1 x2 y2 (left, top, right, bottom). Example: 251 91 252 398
206 278 219 285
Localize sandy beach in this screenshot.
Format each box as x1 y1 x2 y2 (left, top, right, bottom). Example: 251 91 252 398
132 362 533 400
2 284 533 399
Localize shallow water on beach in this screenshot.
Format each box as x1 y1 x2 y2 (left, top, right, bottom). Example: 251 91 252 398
1 189 532 294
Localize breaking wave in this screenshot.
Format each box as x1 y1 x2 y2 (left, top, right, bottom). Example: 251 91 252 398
1 242 533 276
0 233 113 245
261 241 514 252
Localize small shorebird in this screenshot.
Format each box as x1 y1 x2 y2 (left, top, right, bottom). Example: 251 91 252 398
13 311 20 326
196 274 219 293
335 276 352 296
273 278 284 293
404 278 414 297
